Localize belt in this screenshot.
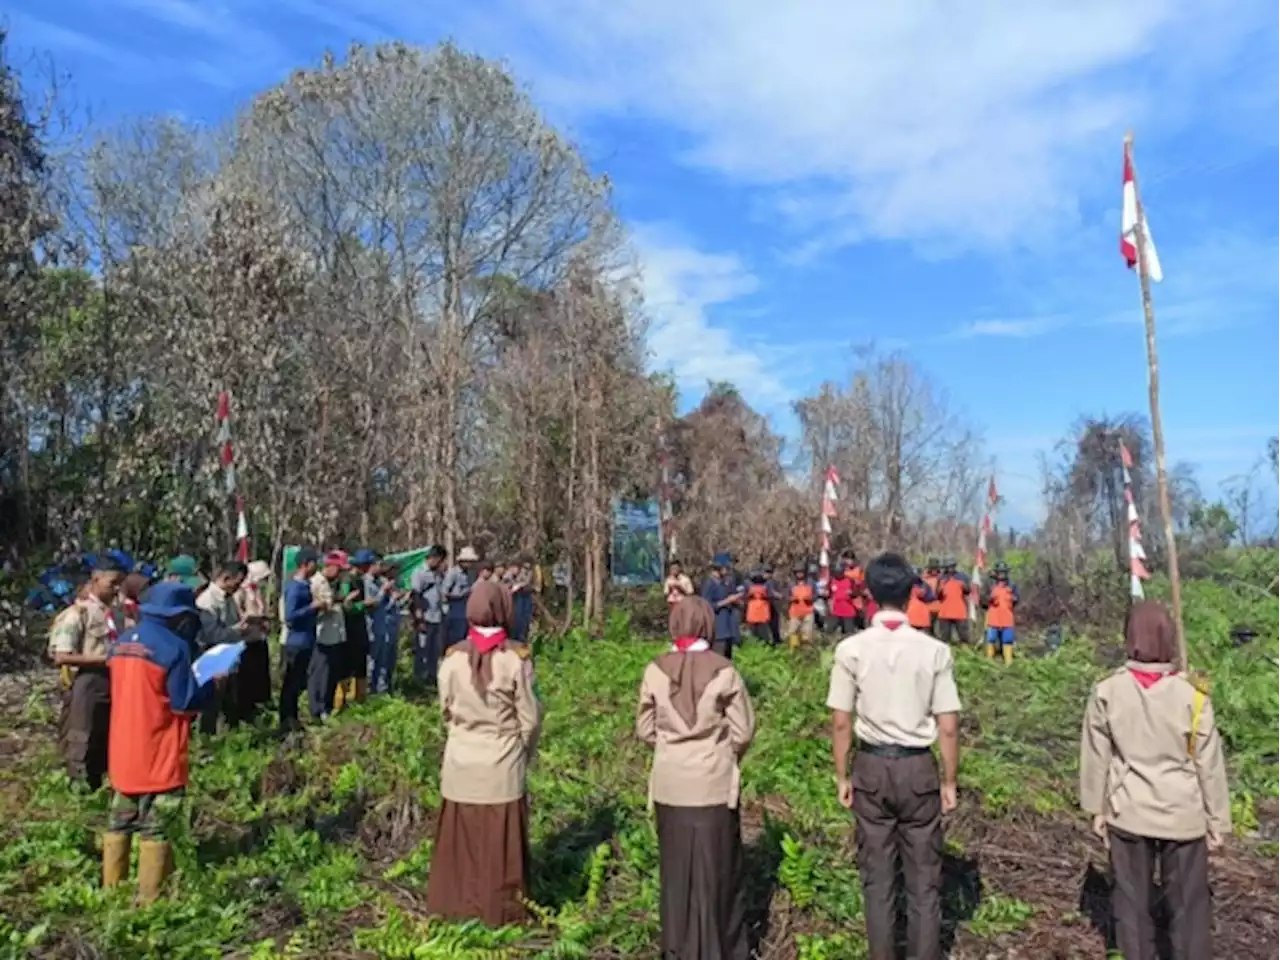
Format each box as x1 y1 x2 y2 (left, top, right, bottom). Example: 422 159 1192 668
857 740 930 758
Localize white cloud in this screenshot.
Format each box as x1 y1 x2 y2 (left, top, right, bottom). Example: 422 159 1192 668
631 225 792 411
472 0 1272 256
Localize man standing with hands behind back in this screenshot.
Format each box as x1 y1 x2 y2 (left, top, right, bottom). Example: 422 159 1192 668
826 552 961 960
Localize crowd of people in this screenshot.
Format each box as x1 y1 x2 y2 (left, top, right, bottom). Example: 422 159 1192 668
44 545 1231 959
662 550 1023 662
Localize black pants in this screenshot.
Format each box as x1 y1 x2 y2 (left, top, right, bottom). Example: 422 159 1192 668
711 638 735 660
1109 827 1212 960
279 646 312 729
748 622 772 644
308 644 342 717
937 618 970 646
198 682 240 735
59 668 110 790
852 749 943 960
835 615 857 635
768 608 782 646
414 621 444 685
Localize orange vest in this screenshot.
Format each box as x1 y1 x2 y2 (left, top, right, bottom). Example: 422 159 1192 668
986 582 1016 628
907 584 933 629
847 566 866 609
789 583 814 619
938 576 968 621
746 584 772 624
923 574 941 613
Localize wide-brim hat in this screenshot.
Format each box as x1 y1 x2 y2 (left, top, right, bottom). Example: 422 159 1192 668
457 546 480 562
140 581 199 618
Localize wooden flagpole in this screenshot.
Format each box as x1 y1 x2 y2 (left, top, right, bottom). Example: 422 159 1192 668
1125 131 1188 672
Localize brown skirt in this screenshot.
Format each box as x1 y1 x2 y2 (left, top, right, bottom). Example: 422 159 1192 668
426 797 529 927
656 803 749 960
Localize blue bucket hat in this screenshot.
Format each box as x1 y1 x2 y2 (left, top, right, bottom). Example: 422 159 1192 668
139 581 199 619
351 548 379 567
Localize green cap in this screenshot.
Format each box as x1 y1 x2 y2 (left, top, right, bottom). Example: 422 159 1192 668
165 554 203 589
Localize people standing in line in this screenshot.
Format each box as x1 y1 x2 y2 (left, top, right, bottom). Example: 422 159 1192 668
922 557 942 637
309 551 348 720
510 555 536 645
636 596 755 960
744 569 775 645
47 557 125 790
425 581 542 926
906 568 937 633
979 561 1019 663
233 560 274 718
934 558 971 646
339 550 374 707
827 552 962 960
443 546 479 649
195 561 248 733
701 553 744 659
101 582 223 904
829 561 857 635
280 548 321 731
1079 600 1231 960
367 557 404 694
664 559 695 609
786 563 816 649
410 546 448 688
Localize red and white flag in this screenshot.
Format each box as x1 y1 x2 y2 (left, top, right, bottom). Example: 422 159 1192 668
216 391 250 562
819 466 839 585
970 475 999 619
1119 440 1149 598
1121 142 1163 283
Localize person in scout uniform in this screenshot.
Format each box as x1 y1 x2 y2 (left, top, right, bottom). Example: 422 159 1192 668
786 563 816 649
979 561 1019 663
309 550 348 719
101 582 227 904
1079 600 1231 960
48 557 126 790
425 581 541 926
827 552 961 960
636 595 755 959
934 557 971 646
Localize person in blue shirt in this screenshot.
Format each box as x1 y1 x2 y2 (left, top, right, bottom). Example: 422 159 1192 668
280 548 321 731
701 552 744 659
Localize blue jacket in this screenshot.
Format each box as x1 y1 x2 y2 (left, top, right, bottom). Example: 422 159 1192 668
283 577 317 649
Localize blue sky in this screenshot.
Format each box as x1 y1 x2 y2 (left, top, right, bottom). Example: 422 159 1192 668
7 0 1278 525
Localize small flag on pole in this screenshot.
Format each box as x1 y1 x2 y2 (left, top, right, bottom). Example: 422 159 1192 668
970 475 999 619
216 391 250 562
819 466 839 584
1121 142 1163 283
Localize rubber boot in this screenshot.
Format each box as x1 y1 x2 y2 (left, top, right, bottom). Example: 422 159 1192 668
136 840 172 906
333 681 346 712
1003 644 1014 665
102 831 131 888
985 642 996 659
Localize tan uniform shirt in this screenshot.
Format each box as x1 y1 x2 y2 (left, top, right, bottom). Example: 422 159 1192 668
826 610 962 748
310 573 346 647
197 582 240 627
1080 663 1232 841
636 658 756 808
48 597 119 662
438 646 541 804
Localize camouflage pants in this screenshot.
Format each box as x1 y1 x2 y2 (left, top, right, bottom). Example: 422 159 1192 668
108 789 187 841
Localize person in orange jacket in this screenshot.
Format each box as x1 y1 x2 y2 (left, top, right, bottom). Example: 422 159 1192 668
786 564 816 649
922 557 942 637
744 569 778 646
935 557 971 646
980 562 1019 663
906 567 937 631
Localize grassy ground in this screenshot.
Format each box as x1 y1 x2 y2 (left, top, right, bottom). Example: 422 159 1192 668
0 581 1275 959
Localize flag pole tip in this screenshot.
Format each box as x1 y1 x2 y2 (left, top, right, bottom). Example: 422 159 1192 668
1123 130 1134 144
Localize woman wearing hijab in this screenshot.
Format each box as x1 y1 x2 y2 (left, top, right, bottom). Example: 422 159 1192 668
1079 600 1232 960
636 596 755 960
425 581 542 926
233 560 274 718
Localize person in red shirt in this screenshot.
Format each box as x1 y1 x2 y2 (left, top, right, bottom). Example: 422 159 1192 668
101 582 225 904
840 552 869 630
829 562 857 635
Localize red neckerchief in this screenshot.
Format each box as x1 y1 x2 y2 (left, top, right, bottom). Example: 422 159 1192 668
468 627 508 653
672 635 703 652
878 615 905 632
1128 668 1167 689
84 595 119 641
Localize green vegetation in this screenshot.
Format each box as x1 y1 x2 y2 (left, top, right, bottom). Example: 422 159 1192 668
1 565 1276 958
